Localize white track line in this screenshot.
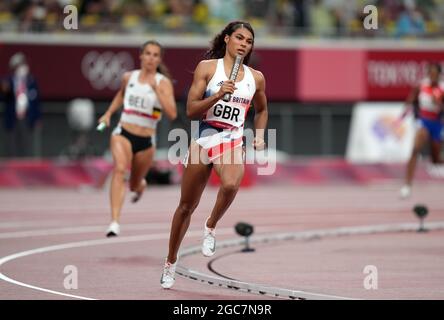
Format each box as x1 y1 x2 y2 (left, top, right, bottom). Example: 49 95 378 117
0 229 233 300
1 222 443 300
0 220 68 229
0 223 171 239
176 266 352 300
175 221 444 300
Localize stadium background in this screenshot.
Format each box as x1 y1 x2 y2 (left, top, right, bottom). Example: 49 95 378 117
1 0 443 160
1 0 444 302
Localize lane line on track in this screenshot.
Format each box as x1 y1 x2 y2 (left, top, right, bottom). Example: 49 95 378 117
0 223 172 239
1 221 443 300
0 229 233 300
175 221 444 300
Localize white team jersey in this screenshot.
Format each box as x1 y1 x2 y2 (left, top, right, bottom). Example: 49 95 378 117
418 78 444 116
120 70 165 129
203 58 256 129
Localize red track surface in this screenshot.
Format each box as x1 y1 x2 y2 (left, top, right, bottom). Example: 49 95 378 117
1 181 443 300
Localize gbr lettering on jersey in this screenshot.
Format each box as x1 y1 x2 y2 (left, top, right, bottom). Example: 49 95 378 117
203 59 256 129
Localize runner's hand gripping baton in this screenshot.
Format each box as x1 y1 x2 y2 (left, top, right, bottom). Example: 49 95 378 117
96 122 107 132
222 55 243 102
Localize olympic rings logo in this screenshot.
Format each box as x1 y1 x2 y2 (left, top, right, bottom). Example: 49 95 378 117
81 51 134 90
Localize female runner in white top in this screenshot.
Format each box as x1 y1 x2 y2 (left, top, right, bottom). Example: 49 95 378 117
161 21 268 289
98 41 177 237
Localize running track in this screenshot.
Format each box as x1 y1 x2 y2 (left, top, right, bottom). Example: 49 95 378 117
1 181 443 300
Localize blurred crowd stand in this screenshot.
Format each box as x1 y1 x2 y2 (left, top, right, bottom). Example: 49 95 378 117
0 0 442 38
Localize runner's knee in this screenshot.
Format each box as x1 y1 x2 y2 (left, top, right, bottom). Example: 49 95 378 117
220 178 240 194
177 201 198 217
113 165 127 178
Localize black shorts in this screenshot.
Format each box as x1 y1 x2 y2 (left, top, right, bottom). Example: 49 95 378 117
113 126 154 154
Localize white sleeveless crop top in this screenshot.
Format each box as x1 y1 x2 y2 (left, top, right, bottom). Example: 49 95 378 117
202 59 256 129
120 70 165 129
418 78 444 119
